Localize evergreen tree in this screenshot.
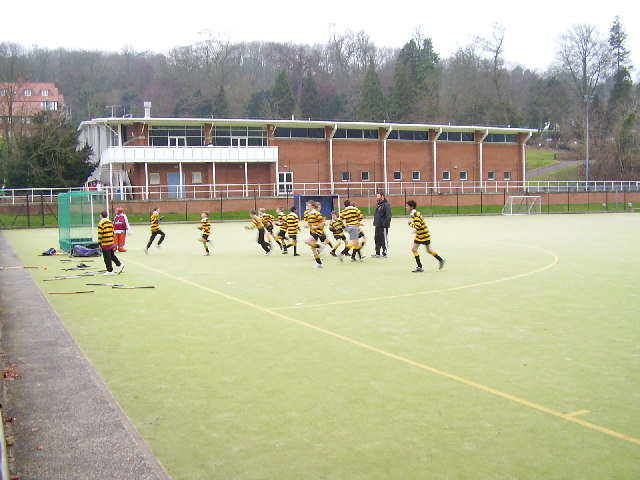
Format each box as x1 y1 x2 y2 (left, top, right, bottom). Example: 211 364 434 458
607 67 633 121
318 94 346 121
246 91 271 119
389 37 439 122
6 111 93 188
271 70 296 119
357 59 387 122
389 62 415 122
212 85 230 118
609 16 631 72
615 113 639 175
174 90 213 117
300 74 320 120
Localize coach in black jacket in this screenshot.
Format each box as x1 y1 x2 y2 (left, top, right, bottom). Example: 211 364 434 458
373 192 392 257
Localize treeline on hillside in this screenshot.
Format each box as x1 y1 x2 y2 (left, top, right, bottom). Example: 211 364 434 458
1 18 639 179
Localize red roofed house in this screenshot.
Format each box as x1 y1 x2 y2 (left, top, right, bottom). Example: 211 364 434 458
0 81 65 132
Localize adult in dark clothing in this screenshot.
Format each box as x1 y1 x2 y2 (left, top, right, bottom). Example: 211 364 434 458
373 192 392 257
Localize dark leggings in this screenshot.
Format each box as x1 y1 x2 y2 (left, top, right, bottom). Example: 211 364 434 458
102 247 121 272
257 228 270 252
147 230 165 248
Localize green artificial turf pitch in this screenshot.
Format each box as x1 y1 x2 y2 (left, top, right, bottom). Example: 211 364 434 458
4 213 640 479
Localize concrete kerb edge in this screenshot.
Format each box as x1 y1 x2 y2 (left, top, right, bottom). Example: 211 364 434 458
0 390 10 480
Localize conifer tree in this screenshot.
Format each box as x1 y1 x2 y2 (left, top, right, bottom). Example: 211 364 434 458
389 37 439 122
300 74 320 120
389 62 415 122
271 70 296 119
7 111 93 188
609 16 631 72
357 59 387 122
212 85 230 118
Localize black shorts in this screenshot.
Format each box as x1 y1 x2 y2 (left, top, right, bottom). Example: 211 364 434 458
277 229 287 238
414 240 431 246
201 234 209 241
333 234 346 241
311 232 326 242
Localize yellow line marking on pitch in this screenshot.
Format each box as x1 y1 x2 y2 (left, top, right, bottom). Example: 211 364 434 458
125 255 640 447
566 410 591 417
274 243 560 310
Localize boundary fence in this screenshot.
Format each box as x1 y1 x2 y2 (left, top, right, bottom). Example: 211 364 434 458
2 184 640 229
1 180 640 204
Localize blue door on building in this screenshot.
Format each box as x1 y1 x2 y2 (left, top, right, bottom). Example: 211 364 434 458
167 173 185 198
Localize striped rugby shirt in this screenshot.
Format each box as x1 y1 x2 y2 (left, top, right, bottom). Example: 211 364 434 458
261 212 275 229
340 205 363 226
285 211 299 235
306 210 325 235
150 212 161 232
98 218 115 247
329 218 345 236
409 210 431 243
199 217 211 236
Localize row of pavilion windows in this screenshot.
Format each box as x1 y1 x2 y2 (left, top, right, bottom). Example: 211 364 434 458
343 171 512 181
146 125 519 147
146 169 511 185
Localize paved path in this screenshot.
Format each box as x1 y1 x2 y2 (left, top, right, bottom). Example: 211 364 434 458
0 231 170 480
528 159 582 178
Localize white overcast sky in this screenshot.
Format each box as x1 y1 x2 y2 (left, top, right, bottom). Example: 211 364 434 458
4 0 639 74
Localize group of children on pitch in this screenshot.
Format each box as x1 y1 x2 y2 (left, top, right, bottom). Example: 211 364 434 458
243 199 445 272
99 201 445 274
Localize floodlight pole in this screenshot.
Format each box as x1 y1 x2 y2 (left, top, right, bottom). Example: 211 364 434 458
584 95 591 190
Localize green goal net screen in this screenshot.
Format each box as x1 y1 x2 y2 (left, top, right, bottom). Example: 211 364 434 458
57 192 104 251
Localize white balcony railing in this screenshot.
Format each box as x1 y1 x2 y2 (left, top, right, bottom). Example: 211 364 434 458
101 146 279 164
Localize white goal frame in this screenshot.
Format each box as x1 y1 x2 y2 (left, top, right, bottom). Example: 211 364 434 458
501 195 542 215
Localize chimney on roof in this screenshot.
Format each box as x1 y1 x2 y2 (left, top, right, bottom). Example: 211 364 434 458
144 101 152 118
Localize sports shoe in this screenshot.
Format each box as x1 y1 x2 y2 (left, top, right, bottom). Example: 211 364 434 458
439 259 446 270
204 252 210 256
104 271 114 276
350 257 357 262
144 247 148 255
330 251 337 257
293 253 300 257
281 250 288 254
117 264 125 274
381 253 387 258
372 254 380 258
338 253 344 262
265 251 271 256
412 267 424 273
313 264 324 269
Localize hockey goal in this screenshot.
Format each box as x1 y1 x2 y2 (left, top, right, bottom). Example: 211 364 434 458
501 195 542 215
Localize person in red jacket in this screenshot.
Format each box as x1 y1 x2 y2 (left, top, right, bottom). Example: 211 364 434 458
113 207 131 252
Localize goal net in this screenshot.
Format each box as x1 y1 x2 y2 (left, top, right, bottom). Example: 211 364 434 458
501 195 542 215
58 191 106 251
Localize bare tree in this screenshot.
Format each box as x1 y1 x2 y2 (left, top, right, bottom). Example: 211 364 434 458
475 24 506 99
555 24 612 102
554 24 613 179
